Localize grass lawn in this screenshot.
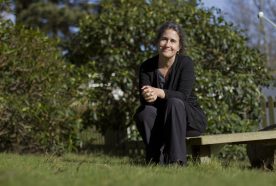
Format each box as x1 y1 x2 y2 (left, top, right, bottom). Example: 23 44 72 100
0 153 275 186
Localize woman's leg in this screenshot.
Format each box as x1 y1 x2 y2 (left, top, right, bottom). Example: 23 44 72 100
163 98 187 165
186 126 202 137
135 105 159 163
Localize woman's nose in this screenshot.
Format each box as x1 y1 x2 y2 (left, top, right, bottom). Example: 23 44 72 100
165 40 171 47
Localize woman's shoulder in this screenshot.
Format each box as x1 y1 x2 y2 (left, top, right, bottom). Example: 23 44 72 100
140 55 158 70
177 55 194 67
142 55 158 64
177 55 193 63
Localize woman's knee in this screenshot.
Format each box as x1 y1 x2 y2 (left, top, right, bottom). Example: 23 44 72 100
166 98 185 108
135 105 157 123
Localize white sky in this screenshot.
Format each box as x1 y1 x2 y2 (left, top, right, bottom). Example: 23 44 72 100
200 0 231 18
200 0 229 9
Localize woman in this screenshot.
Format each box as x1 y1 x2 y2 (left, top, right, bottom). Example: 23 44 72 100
135 22 207 165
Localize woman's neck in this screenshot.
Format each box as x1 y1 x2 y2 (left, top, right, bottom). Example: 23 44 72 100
158 55 176 68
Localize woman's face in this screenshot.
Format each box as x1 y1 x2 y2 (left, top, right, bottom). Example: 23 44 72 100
158 29 180 59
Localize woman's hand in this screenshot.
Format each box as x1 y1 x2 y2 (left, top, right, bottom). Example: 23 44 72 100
141 85 165 103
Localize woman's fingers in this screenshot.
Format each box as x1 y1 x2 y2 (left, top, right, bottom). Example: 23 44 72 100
141 86 157 102
141 85 150 90
143 94 157 103
142 86 154 94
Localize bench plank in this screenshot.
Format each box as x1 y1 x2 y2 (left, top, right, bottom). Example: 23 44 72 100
187 130 276 145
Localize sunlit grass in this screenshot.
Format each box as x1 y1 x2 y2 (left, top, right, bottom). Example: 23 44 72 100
0 153 275 186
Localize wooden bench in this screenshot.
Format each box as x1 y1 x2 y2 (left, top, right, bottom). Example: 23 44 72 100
127 96 276 163
187 95 276 162
187 130 276 162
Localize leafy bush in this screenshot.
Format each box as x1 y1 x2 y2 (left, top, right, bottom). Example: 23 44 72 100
0 20 86 153
69 0 270 136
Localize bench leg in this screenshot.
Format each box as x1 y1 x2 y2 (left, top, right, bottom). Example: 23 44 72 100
192 145 211 163
191 144 225 163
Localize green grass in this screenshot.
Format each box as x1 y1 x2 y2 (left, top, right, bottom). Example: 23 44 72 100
0 153 275 186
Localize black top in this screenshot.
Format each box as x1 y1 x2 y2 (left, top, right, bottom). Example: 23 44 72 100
139 55 197 105
138 54 207 132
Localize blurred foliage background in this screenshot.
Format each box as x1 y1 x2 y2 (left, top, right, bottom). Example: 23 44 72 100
0 0 272 159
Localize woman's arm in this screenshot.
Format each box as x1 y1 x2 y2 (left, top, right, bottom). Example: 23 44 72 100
139 63 152 104
139 56 195 103
139 59 165 104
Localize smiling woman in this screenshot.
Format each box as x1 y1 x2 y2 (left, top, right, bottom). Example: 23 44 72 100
134 22 207 166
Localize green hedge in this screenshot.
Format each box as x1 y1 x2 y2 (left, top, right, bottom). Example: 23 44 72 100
69 0 270 135
0 20 86 153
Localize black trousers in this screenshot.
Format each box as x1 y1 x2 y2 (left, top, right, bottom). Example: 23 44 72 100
135 98 201 164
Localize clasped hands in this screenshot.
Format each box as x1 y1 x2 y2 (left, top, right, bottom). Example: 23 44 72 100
142 85 165 103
